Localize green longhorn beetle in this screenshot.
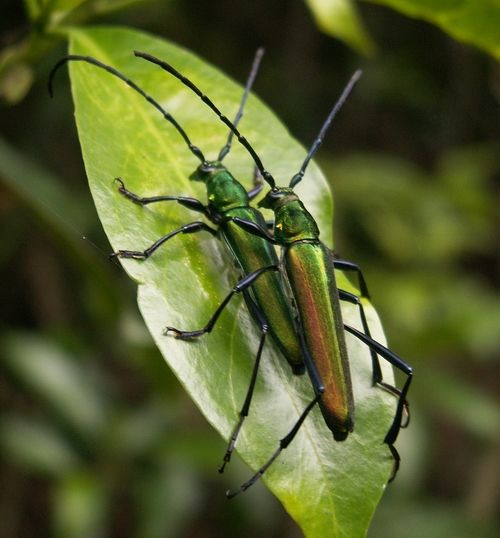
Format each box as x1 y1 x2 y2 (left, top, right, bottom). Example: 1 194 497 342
137 52 414 497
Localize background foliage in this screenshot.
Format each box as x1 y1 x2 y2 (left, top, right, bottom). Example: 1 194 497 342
0 1 499 537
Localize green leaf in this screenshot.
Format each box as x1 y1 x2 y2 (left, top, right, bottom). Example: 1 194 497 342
364 0 500 59
63 26 399 537
305 0 376 55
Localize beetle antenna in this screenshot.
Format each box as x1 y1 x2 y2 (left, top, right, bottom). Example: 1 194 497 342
218 47 265 162
134 50 276 189
289 69 362 189
49 55 206 164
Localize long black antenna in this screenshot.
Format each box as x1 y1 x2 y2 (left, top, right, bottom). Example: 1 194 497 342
134 51 276 189
289 69 362 189
218 47 265 162
49 55 206 164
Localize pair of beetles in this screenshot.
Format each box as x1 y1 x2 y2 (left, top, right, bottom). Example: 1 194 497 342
50 47 412 498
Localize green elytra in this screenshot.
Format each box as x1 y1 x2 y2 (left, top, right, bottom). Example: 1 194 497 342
265 188 354 434
144 52 413 497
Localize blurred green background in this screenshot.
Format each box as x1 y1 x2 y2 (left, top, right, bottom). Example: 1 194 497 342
0 1 499 537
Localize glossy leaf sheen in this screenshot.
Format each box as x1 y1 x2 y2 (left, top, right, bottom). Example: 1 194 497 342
67 26 396 537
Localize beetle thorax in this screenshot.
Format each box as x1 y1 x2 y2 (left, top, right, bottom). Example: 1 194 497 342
259 187 320 244
274 198 320 244
206 168 249 212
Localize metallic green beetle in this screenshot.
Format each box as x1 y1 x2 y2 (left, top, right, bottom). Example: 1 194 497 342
145 54 413 496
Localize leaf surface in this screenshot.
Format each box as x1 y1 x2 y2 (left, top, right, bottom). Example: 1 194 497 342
65 26 397 537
